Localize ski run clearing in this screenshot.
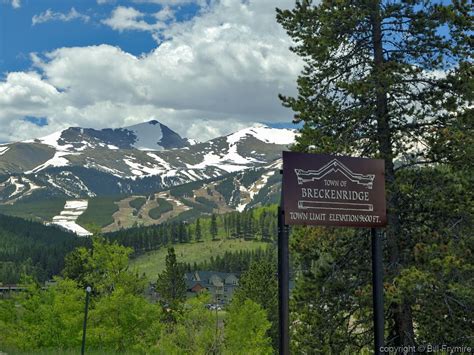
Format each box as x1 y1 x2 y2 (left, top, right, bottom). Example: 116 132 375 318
49 200 92 237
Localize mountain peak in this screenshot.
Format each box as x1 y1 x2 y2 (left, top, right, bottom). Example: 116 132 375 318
226 124 297 146
123 121 188 151
22 120 189 153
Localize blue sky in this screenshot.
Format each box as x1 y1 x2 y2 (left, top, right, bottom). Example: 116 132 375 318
0 1 201 73
0 0 302 143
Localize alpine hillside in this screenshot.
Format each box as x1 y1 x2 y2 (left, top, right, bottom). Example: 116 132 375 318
0 120 295 230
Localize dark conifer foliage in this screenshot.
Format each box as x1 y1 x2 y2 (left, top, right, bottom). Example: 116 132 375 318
0 214 88 283
185 247 275 274
1 206 278 284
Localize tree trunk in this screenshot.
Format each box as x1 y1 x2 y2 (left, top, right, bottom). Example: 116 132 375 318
369 0 416 348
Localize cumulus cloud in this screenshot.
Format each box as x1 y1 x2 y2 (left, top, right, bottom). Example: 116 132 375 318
11 0 20 9
132 0 202 5
1 0 302 143
102 6 168 32
154 6 174 22
32 8 91 26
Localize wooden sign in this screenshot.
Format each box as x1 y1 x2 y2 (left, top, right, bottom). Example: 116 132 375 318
282 152 386 227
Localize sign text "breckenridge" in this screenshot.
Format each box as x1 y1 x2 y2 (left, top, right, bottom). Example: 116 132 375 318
301 187 369 202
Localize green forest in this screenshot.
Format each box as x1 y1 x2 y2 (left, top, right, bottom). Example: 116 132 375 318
0 206 280 353
0 206 278 285
0 239 276 354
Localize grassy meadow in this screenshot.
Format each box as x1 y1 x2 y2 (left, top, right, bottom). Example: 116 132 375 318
130 238 269 281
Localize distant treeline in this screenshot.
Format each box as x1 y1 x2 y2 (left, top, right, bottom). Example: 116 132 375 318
1 205 278 284
185 247 276 274
106 205 278 255
0 214 89 284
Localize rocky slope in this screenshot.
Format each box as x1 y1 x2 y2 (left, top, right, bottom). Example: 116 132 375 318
0 121 295 207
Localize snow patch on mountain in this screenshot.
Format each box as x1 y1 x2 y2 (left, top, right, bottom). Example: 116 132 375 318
0 176 43 203
227 124 296 145
123 156 169 177
50 200 92 237
146 152 172 170
187 151 248 173
124 120 164 151
186 124 289 174
26 151 80 174
5 176 26 198
23 129 82 173
35 130 74 151
236 169 277 212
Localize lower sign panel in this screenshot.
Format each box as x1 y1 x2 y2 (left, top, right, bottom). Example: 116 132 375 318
282 152 387 227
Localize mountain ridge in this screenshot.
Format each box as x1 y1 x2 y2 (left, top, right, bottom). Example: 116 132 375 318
0 121 296 215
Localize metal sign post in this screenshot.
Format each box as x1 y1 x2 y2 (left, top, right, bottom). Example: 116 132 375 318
280 151 387 354
278 206 290 355
371 228 384 354
81 286 92 355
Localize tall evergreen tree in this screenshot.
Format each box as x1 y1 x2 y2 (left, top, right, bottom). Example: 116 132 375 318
195 218 202 242
277 0 472 349
259 211 269 241
235 213 242 238
178 222 187 243
210 214 218 240
155 247 186 309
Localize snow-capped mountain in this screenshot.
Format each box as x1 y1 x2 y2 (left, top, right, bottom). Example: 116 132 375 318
0 121 296 205
27 119 190 153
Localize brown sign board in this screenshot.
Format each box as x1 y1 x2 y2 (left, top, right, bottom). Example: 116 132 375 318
282 152 386 227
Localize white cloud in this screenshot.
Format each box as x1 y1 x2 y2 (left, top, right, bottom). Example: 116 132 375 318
1 0 301 143
11 0 20 9
32 8 91 26
132 0 202 5
102 6 167 32
154 6 174 22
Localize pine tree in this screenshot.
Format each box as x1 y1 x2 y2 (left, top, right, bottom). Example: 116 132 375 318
195 218 202 242
210 214 218 240
178 222 186 243
155 247 186 309
259 211 269 240
277 0 472 349
235 213 242 238
224 214 230 237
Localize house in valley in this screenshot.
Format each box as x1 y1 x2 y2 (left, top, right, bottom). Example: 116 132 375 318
185 271 239 304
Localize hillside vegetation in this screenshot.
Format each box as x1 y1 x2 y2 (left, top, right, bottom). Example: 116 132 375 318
130 238 268 281
0 198 66 222
76 196 122 227
0 203 277 285
0 214 88 283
